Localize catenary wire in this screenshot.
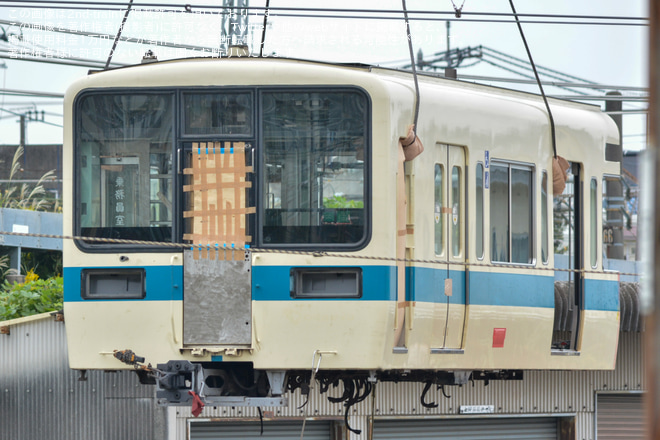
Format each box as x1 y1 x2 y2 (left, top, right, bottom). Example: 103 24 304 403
0 1 649 22
0 3 648 26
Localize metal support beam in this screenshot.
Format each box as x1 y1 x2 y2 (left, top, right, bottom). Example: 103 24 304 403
645 1 660 438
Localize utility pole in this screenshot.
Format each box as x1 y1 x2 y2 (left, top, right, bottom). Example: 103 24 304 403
220 0 249 55
19 114 25 147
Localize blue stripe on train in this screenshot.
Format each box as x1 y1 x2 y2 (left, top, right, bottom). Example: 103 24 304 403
251 265 397 301
584 278 619 312
63 264 619 311
63 266 184 302
468 270 555 308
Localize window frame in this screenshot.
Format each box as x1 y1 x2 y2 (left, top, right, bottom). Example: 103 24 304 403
255 86 372 251
72 85 371 253
590 177 598 269
541 170 549 265
434 163 445 257
73 88 178 253
489 160 536 266
475 162 485 260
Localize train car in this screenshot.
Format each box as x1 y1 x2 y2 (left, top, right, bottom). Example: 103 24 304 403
62 56 621 409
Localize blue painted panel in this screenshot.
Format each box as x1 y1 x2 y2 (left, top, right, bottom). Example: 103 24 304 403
63 265 183 302
63 262 619 311
406 266 466 305
469 270 555 308
585 278 619 312
251 265 397 301
0 208 62 250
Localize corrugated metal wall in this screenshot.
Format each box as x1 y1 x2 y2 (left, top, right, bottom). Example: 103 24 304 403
0 313 167 440
174 330 644 440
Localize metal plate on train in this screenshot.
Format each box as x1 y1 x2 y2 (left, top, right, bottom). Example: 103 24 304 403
183 250 252 345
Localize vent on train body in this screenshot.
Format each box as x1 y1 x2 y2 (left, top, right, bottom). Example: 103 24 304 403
290 268 362 299
81 268 145 300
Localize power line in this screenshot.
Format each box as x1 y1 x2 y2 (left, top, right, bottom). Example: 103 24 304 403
0 2 649 21
0 107 63 127
0 18 217 54
453 73 647 92
0 50 125 69
481 46 602 86
0 3 648 26
0 87 63 98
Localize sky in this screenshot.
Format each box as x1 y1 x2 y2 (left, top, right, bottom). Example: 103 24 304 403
0 0 649 150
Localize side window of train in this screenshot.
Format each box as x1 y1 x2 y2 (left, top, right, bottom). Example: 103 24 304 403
434 164 444 255
451 166 462 257
476 162 484 260
590 178 598 268
490 162 534 264
541 171 549 264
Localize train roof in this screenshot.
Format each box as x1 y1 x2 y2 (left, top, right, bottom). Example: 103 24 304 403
85 55 604 109
68 56 619 150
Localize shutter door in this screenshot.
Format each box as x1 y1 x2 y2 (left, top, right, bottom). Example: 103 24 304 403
190 420 332 440
373 417 557 439
597 393 644 439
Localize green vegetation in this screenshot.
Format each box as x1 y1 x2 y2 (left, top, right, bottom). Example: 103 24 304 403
0 145 57 212
0 145 63 321
323 195 364 209
0 274 63 321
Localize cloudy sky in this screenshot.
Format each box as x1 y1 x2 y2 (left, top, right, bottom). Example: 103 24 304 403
0 0 649 149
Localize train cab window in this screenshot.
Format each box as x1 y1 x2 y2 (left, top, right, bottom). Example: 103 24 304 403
541 171 549 264
183 92 252 136
491 162 533 264
434 164 444 255
590 178 598 268
260 90 368 247
475 163 484 259
76 93 174 244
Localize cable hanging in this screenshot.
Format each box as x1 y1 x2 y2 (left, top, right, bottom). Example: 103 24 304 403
508 0 557 159
104 0 133 69
259 0 270 57
402 0 420 131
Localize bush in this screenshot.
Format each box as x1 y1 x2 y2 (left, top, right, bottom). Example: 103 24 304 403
0 275 63 321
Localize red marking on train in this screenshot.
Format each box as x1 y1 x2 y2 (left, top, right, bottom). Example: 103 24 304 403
492 328 506 348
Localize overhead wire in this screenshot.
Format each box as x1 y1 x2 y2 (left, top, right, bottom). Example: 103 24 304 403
480 49 589 95
508 0 556 158
0 107 62 127
481 46 604 88
0 2 649 21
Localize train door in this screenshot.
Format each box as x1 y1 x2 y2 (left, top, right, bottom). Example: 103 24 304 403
180 141 255 346
431 143 467 352
551 162 582 351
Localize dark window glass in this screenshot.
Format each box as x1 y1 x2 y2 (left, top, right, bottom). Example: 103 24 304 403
542 171 549 264
77 93 174 243
451 166 462 257
183 92 252 136
491 162 534 263
590 178 598 268
434 164 444 255
490 164 509 262
511 167 532 263
476 163 484 259
260 91 367 246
